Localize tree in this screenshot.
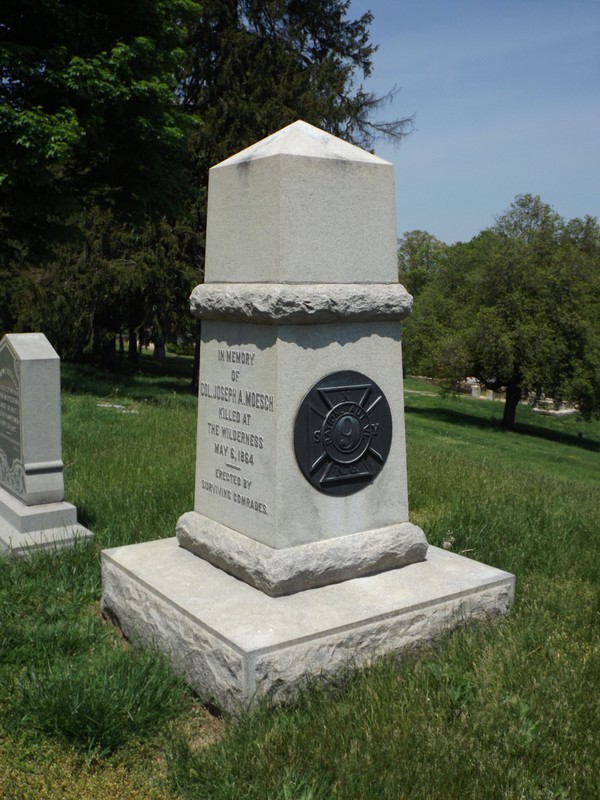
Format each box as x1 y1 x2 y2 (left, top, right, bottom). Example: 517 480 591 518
13 207 199 368
180 0 414 184
402 195 600 428
398 230 447 297
0 0 199 270
2 0 413 370
179 0 414 388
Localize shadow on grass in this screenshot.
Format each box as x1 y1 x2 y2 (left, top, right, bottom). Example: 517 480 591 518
75 504 97 532
61 355 195 399
405 404 600 453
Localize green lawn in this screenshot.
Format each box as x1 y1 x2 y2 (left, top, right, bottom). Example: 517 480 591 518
1 358 598 799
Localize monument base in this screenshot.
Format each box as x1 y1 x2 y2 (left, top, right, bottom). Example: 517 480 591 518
0 485 93 555
177 511 428 596
101 537 514 713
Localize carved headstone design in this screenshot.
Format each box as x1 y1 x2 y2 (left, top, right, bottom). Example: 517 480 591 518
0 341 24 499
0 334 64 505
175 120 428 594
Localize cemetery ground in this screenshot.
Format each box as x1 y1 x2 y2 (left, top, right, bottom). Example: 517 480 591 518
0 354 598 800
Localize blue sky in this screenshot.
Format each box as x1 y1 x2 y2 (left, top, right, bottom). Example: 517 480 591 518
348 0 600 243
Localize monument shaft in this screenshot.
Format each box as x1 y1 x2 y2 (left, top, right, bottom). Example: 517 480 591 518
176 120 428 592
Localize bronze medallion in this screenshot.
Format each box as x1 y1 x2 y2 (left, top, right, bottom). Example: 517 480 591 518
294 370 392 496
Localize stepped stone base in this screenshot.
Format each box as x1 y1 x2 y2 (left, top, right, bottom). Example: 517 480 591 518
0 485 93 555
177 511 428 596
101 537 515 713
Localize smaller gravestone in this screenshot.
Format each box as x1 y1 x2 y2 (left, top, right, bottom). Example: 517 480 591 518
0 333 92 554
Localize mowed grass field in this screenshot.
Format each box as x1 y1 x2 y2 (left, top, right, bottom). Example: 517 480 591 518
0 357 598 800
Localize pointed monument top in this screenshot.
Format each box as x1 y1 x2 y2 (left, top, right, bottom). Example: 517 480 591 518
213 120 391 169
204 120 397 283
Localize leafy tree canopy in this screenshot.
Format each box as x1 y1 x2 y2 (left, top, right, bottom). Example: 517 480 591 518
1 0 414 366
10 208 199 367
0 0 199 265
398 229 447 298
403 195 600 428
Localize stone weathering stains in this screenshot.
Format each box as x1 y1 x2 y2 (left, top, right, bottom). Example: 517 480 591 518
101 120 515 711
0 333 93 554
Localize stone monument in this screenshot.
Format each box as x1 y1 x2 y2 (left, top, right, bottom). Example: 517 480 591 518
0 333 93 554
101 121 514 711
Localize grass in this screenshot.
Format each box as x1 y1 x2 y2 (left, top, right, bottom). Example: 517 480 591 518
60 355 197 548
0 359 598 799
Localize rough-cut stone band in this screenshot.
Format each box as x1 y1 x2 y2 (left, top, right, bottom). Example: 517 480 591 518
176 511 428 597
189 283 413 324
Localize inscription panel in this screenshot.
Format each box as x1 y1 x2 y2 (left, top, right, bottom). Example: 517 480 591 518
195 325 276 542
0 340 24 498
294 370 392 496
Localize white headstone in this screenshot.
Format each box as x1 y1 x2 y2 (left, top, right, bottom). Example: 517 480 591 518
0 333 93 554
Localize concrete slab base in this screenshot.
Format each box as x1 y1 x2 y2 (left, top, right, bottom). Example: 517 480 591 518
101 537 514 713
0 521 94 555
0 485 93 555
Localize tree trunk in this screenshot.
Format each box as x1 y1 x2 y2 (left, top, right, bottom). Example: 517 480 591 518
153 338 166 361
128 325 138 363
99 335 117 371
502 382 522 429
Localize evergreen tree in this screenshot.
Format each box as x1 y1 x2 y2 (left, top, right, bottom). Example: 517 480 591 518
1 0 412 366
180 0 413 190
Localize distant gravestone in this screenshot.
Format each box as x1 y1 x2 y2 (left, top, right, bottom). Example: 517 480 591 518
0 333 92 554
101 122 514 711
